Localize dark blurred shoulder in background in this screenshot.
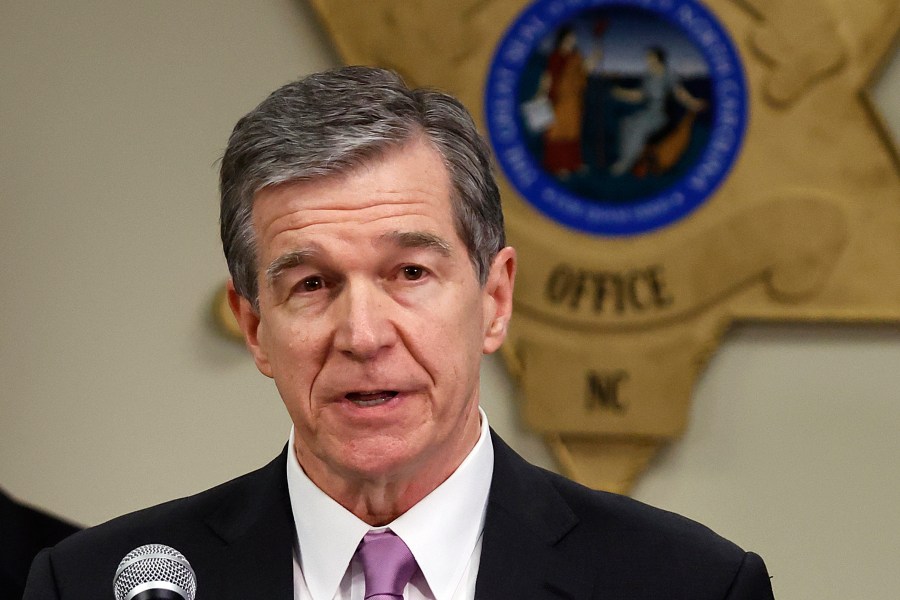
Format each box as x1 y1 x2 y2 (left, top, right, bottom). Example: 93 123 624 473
1 487 81 599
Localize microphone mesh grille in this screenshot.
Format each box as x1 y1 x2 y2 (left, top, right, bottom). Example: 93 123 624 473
114 544 197 600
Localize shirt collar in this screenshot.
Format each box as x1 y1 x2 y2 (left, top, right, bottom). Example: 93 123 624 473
286 409 494 600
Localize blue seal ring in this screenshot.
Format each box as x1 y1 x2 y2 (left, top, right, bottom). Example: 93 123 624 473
485 0 748 236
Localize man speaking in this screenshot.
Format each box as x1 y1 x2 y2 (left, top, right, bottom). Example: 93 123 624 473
25 66 774 599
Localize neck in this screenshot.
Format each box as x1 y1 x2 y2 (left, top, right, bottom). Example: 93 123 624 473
295 410 482 525
324 475 451 526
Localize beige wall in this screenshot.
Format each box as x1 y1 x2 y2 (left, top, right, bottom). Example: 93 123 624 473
1 2 898 598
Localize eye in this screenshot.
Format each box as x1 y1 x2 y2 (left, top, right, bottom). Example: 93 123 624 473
401 265 426 281
297 276 325 292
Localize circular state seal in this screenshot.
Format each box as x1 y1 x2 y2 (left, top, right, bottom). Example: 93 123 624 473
485 0 748 236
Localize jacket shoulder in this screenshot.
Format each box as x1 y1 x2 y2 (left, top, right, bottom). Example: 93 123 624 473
60 449 283 548
486 433 771 598
542 466 767 598
549 468 742 551
25 450 288 599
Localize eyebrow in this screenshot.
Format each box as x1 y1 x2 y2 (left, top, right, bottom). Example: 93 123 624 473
381 230 452 256
265 248 318 288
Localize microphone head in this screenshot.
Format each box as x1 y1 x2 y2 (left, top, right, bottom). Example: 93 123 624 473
113 544 197 600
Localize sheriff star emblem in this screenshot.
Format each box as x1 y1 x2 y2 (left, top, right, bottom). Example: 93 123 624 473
292 0 898 492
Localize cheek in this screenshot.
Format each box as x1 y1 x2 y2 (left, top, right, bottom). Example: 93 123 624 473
420 299 485 382
265 321 326 399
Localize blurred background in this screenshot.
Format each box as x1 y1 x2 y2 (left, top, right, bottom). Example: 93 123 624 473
1 1 898 598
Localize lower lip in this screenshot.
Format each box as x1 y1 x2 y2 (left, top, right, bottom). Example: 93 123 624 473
330 396 407 428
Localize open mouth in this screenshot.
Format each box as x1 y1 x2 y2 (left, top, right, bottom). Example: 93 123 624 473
345 391 399 407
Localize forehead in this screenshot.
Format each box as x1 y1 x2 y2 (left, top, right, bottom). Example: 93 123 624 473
250 139 457 256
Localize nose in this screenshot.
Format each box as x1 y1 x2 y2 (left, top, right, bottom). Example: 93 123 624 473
331 280 398 360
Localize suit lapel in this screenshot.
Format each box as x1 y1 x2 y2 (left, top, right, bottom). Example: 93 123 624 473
475 433 594 599
200 448 295 600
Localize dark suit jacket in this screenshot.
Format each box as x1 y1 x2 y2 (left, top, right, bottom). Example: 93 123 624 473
1 488 80 600
24 433 774 599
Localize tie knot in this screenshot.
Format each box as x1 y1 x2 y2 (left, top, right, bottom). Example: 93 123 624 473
356 530 417 599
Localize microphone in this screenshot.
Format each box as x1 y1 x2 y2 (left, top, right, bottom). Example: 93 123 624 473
113 544 197 600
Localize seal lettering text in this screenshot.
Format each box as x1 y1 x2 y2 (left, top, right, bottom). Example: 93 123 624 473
586 370 629 412
545 264 674 314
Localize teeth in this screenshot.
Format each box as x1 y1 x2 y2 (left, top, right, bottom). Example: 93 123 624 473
346 391 398 407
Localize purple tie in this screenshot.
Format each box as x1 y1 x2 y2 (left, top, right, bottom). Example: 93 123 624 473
356 530 417 599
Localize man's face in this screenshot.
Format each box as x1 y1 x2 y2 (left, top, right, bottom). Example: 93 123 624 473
229 138 515 491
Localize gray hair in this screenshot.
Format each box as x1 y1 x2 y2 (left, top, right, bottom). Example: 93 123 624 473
220 66 505 309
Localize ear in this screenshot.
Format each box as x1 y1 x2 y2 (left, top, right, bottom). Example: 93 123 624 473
481 246 517 354
227 278 273 378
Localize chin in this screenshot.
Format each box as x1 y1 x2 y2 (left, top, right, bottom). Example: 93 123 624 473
331 435 427 479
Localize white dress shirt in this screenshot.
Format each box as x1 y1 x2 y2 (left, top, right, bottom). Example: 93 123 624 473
286 409 494 600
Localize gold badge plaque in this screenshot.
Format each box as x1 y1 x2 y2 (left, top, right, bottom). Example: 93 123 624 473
301 0 899 493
